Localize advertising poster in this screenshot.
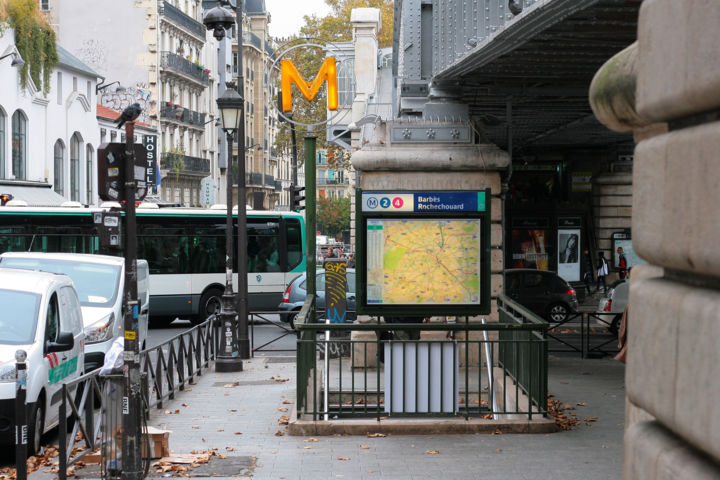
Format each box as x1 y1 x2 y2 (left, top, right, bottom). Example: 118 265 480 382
557 229 581 282
511 229 549 270
611 236 647 270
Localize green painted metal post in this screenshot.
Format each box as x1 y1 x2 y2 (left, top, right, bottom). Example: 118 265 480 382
305 135 317 300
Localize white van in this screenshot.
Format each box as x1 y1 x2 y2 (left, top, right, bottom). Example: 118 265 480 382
0 268 85 453
0 253 150 371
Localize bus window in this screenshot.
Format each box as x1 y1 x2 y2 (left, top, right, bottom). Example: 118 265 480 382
138 227 189 274
286 219 302 270
189 228 225 273
248 221 280 273
0 228 29 252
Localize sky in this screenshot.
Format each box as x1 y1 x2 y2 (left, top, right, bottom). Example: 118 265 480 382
265 0 332 39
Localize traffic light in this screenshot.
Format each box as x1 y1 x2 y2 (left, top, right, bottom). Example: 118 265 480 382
0 194 13 206
289 184 305 212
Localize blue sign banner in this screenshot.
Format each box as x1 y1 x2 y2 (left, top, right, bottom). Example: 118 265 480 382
361 191 486 213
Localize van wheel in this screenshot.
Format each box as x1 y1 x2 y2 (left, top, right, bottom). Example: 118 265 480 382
28 402 44 455
194 288 223 325
547 303 569 323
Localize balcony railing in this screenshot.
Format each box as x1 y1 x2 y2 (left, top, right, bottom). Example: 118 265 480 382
160 102 207 128
246 173 263 186
318 178 349 186
264 174 274 187
161 52 209 84
160 2 205 39
160 152 210 176
274 180 283 192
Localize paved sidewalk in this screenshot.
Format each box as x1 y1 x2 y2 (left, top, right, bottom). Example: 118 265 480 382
34 354 625 480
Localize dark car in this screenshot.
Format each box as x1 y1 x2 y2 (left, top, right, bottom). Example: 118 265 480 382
504 269 578 322
278 269 356 327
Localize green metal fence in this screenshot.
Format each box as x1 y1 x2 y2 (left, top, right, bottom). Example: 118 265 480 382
296 295 548 421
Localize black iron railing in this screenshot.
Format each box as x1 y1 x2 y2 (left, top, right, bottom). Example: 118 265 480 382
160 152 211 175
160 2 205 38
161 52 210 84
160 102 207 128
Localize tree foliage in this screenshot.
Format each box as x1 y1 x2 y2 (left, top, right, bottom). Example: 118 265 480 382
1 0 58 94
300 0 394 48
317 195 351 237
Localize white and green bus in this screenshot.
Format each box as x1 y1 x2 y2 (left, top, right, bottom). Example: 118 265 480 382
0 205 306 325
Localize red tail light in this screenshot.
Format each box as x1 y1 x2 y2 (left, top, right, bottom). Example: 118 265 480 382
282 284 291 303
566 289 576 296
604 299 612 312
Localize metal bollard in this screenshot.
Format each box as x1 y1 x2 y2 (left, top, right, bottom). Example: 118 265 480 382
15 349 28 480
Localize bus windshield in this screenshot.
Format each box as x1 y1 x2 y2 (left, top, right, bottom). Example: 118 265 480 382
0 258 121 308
0 289 40 344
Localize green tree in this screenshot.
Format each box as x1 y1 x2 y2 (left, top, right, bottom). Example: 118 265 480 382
300 0 394 48
317 195 351 237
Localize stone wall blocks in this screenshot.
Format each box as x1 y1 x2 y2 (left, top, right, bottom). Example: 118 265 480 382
637 0 720 122
629 277 720 463
634 123 720 277
624 421 720 480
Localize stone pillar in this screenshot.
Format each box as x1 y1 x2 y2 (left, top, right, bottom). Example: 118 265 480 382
590 1 720 477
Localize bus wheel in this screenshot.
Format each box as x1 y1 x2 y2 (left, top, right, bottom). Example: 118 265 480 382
194 288 223 325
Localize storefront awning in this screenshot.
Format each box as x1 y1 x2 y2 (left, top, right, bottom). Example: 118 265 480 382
0 182 70 206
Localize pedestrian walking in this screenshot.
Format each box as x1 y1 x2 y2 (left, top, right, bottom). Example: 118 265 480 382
346 253 355 268
582 248 594 294
617 246 628 279
597 251 609 294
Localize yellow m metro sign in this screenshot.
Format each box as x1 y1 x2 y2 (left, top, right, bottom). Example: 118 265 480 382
280 57 338 113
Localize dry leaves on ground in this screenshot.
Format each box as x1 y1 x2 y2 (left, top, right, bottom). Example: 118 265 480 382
224 382 240 388
337 456 350 461
425 450 439 455
360 445 370 449
282 400 293 404
278 407 288 412
275 430 285 436
366 432 386 438
278 415 290 425
547 396 581 430
303 438 319 443
577 402 588 406
271 377 290 383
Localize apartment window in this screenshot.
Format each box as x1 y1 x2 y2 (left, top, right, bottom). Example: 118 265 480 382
11 110 27 180
39 0 49 11
54 140 65 195
0 108 5 179
56 72 62 105
70 133 81 201
86 145 94 204
72 76 78 92
337 58 355 106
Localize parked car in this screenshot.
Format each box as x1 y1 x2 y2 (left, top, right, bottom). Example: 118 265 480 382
505 269 578 322
597 279 629 335
0 253 150 371
278 269 356 327
0 268 85 453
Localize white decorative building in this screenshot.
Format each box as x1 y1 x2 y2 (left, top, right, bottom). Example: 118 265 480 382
0 28 100 205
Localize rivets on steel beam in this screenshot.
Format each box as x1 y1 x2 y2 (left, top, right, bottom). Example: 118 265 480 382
425 129 436 139
402 128 412 140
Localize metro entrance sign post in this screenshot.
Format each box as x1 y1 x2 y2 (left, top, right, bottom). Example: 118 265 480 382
356 189 492 317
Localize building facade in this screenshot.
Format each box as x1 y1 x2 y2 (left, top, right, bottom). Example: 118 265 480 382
0 28 100 206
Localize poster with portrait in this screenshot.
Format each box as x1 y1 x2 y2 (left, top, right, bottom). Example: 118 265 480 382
557 229 581 282
511 229 549 270
611 233 647 270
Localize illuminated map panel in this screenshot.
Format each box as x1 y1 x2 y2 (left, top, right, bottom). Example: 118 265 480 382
366 218 481 305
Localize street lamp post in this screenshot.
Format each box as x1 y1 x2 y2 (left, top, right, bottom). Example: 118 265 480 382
204 3 245 372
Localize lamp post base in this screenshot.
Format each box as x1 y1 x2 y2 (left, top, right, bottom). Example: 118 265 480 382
215 293 244 373
215 355 244 372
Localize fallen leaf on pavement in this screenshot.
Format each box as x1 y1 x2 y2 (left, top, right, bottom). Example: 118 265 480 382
584 417 598 422
425 450 439 455
303 438 318 443
182 403 188 407
337 456 350 461
278 415 290 425
278 407 288 412
275 430 284 436
492 429 503 435
174 409 180 414
577 402 587 406
366 433 386 438
360 445 370 449
217 428 224 432
304 446 312 449
495 449 503 453
283 400 293 404
192 425 200 429
164 410 171 414
234 432 242 435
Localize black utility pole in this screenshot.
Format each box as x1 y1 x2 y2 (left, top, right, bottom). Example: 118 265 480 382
121 120 143 480
235 0 250 360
